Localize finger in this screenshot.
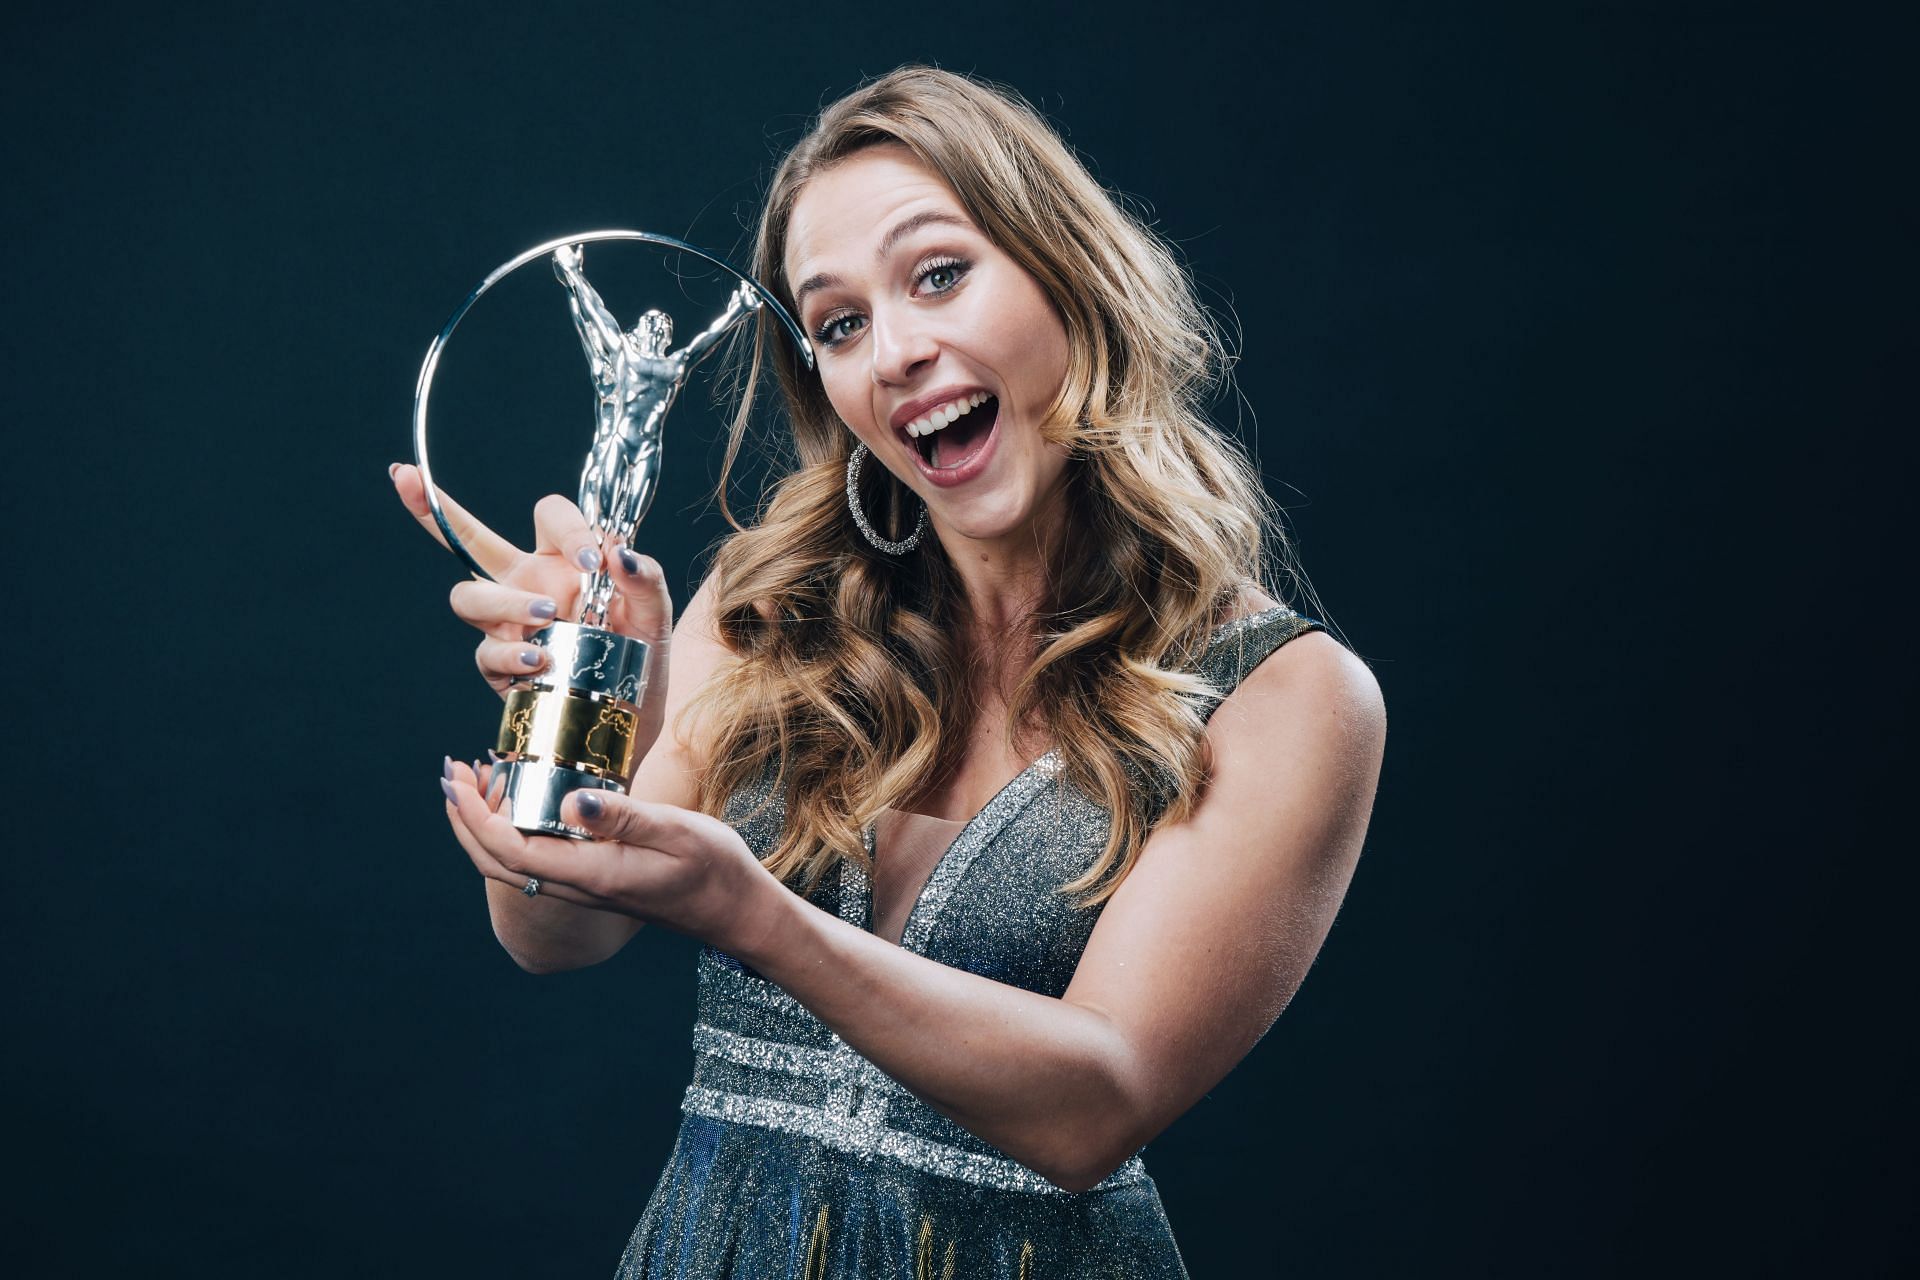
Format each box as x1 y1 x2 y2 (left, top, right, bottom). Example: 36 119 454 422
446 801 601 908
440 772 607 907
476 636 549 684
450 580 561 633
472 758 504 810
607 547 673 748
391 462 523 578
442 758 516 878
608 545 675 647
532 493 603 574
563 788 696 852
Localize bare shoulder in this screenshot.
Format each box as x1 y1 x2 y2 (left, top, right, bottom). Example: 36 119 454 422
1209 619 1387 770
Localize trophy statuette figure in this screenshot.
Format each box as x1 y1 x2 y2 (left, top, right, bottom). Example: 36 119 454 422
411 231 814 838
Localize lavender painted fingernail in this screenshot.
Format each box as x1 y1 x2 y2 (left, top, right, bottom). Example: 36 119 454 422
439 777 457 804
441 755 454 780
617 546 641 576
529 597 559 621
576 545 600 572
519 648 543 668
576 791 605 819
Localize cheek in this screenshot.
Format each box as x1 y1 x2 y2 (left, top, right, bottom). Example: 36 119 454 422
995 286 1070 396
820 370 871 433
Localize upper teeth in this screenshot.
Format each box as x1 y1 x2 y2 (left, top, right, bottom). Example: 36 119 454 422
904 392 991 438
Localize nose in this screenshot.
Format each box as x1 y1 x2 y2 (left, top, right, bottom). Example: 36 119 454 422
868 304 939 387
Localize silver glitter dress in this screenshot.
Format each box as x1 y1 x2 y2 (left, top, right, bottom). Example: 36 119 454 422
615 606 1326 1277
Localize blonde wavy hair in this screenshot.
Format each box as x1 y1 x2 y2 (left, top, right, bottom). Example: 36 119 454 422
686 66 1302 906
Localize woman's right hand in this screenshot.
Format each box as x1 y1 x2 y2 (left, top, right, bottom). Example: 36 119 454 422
389 463 676 763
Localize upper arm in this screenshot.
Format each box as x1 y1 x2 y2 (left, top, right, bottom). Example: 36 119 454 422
624 572 732 811
1061 631 1387 1158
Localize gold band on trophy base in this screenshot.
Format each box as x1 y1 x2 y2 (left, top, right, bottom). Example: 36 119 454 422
495 686 642 781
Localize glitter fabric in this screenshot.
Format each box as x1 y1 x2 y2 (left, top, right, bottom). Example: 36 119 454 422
615 607 1326 1278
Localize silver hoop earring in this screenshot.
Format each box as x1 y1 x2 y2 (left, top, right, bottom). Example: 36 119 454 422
845 442 928 554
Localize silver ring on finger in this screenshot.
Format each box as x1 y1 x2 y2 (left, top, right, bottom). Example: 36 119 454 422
522 876 541 898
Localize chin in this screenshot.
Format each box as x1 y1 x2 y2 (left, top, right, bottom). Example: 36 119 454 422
928 483 1043 545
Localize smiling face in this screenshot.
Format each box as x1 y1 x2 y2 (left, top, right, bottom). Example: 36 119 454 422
784 145 1074 548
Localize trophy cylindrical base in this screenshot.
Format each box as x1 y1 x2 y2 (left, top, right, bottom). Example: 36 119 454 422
490 620 651 840
494 758 625 840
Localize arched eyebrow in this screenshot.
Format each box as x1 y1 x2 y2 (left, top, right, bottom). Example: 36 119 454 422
793 210 975 310
875 209 972 264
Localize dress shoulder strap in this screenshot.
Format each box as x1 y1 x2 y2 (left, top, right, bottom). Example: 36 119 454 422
1191 606 1328 723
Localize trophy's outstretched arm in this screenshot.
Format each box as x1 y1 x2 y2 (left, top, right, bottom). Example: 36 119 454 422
553 247 624 368
677 282 761 369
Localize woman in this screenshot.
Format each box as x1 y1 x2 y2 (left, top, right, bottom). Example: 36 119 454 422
394 66 1385 1278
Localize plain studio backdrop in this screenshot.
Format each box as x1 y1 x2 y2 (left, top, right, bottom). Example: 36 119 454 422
5 2 1909 1275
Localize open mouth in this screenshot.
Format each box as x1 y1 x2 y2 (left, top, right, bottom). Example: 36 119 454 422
906 394 999 471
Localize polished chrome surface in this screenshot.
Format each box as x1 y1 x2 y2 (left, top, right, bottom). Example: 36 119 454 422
556 246 756 627
519 621 651 704
412 229 814 585
494 758 623 840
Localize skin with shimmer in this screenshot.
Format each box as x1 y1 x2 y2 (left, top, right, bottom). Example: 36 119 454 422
391 146 1385 1192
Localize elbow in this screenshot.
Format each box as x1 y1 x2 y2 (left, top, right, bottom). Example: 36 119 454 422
1044 1168 1105 1196
500 940 572 975
1039 1142 1138 1195
493 927 599 975
1027 1102 1149 1195
1024 1021 1154 1193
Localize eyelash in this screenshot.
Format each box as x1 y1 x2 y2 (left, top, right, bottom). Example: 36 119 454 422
811 256 973 348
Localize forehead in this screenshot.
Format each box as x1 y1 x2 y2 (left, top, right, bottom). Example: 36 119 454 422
785 146 969 282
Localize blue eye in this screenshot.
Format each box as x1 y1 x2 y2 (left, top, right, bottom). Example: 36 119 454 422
919 258 969 293
814 312 867 347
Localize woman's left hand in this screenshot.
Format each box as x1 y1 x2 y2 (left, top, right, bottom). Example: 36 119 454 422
439 759 786 958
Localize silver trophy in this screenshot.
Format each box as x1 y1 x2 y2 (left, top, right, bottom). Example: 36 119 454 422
412 231 814 838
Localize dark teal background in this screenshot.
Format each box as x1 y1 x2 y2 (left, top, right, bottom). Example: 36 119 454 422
5 1 1909 1274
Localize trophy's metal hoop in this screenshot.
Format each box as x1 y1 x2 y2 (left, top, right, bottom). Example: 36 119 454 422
411 229 814 582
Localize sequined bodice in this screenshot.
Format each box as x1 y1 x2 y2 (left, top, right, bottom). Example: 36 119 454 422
678 607 1325 1198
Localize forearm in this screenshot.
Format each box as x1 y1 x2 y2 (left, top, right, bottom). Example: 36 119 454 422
682 298 749 365
567 295 622 356
734 889 1141 1189
485 878 640 973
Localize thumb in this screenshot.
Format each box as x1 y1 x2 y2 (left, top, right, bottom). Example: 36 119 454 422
609 544 674 648
566 788 681 849
607 544 673 754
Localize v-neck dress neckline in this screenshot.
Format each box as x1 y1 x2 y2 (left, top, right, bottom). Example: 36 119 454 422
845 605 1299 954
849 751 1065 954
870 809 969 947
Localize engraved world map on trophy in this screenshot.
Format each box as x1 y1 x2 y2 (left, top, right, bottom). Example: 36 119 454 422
411 231 815 838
